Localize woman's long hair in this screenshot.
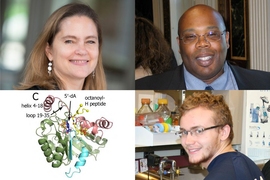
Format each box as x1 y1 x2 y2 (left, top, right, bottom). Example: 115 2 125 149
135 17 173 74
16 2 106 90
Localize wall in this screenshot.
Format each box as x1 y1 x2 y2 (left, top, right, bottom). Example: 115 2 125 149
241 90 270 165
212 90 244 145
248 0 270 71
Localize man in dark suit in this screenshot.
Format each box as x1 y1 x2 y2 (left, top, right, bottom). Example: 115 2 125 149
135 4 270 90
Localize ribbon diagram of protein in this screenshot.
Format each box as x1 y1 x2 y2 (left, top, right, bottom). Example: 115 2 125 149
35 95 113 178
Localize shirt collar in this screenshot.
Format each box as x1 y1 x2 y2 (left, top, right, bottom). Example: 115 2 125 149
184 61 238 90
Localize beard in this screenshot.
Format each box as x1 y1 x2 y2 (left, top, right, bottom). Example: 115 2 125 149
187 144 217 166
188 152 213 165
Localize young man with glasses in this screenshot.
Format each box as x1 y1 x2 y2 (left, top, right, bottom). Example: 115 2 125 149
178 92 264 179
135 4 270 90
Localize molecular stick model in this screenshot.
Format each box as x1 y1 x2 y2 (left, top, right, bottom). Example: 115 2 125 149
35 95 113 178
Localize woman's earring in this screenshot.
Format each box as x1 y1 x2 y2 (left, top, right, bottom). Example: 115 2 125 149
92 70 95 79
48 61 52 75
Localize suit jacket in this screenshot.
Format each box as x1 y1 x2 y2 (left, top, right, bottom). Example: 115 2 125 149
135 62 270 90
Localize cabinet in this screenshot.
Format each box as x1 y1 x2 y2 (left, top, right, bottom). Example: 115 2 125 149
135 126 181 147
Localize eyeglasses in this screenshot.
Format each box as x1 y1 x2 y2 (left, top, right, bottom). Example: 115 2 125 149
180 30 226 44
176 125 223 138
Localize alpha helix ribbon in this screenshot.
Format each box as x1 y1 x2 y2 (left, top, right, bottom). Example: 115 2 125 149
37 120 70 168
36 95 114 178
65 147 89 178
38 137 67 168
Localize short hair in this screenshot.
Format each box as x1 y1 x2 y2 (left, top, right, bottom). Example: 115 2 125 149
179 92 234 143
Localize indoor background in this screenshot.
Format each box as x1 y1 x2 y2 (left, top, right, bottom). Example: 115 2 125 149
135 0 270 72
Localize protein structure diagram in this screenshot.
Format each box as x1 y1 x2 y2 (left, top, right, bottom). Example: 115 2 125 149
35 95 113 178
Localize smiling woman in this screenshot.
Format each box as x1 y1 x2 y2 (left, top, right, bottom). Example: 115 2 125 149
45 16 100 89
15 2 106 90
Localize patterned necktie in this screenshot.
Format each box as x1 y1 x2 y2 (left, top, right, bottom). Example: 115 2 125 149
205 86 214 90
